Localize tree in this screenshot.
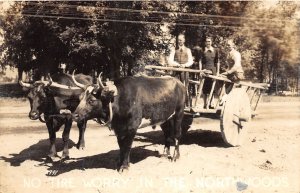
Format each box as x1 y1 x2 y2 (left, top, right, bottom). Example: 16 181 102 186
235 1 299 92
1 1 170 80
1 1 299 89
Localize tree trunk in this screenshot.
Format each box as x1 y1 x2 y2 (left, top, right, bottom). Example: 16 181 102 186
126 57 134 76
260 50 265 82
266 51 272 83
111 49 121 79
17 66 23 81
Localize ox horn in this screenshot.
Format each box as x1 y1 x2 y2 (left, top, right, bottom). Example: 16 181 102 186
34 74 52 87
72 70 86 89
99 102 113 128
34 80 51 86
31 73 81 90
48 73 81 90
97 72 105 89
108 102 113 123
19 80 33 88
46 73 53 86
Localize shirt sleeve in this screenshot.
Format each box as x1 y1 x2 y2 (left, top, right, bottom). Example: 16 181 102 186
167 48 179 67
214 48 219 64
198 48 203 70
184 48 194 68
215 48 220 74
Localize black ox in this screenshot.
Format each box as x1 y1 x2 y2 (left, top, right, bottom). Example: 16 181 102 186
19 73 93 159
72 74 186 172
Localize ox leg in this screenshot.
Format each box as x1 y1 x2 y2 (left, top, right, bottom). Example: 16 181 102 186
61 119 72 159
46 120 57 159
160 121 172 159
116 129 137 173
172 138 180 162
172 111 184 162
76 120 86 150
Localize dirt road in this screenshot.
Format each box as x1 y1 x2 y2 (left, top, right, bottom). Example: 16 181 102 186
0 97 300 193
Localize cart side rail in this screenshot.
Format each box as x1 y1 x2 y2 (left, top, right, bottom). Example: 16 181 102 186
145 65 269 90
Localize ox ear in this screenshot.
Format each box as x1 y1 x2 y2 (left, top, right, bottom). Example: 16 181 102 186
101 89 115 103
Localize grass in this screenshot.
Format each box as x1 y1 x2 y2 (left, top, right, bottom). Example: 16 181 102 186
262 95 300 102
0 97 27 106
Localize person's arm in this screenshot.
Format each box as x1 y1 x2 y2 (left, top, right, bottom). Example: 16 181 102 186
216 62 220 76
198 52 207 76
222 51 241 75
199 59 202 70
167 48 180 67
215 49 220 75
183 48 194 68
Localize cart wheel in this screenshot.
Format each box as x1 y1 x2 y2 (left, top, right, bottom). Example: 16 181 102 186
220 87 252 146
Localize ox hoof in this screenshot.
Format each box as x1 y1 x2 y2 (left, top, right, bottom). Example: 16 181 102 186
160 153 172 160
76 143 85 150
61 154 70 160
47 153 58 161
45 156 54 163
171 154 180 162
118 165 129 173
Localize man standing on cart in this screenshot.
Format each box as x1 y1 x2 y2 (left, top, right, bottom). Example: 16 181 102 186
168 34 194 86
199 36 220 109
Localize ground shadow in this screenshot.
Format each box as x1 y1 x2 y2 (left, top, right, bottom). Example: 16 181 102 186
0 138 75 166
136 128 228 148
0 137 160 176
45 145 160 176
181 129 228 147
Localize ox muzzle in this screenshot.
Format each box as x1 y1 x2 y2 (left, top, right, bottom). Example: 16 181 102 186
29 111 40 120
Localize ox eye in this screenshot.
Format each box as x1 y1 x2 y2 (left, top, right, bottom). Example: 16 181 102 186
88 99 97 105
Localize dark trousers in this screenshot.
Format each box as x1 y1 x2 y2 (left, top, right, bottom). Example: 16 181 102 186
174 71 190 106
225 72 244 94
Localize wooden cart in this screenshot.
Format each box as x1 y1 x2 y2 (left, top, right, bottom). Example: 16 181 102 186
145 65 269 147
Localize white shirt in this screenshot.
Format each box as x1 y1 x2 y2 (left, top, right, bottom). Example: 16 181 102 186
227 49 243 74
168 46 193 68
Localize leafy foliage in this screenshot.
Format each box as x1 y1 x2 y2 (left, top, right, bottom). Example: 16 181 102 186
1 1 299 94
235 1 299 87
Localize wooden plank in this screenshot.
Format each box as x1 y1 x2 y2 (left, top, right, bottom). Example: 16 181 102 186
145 65 269 90
185 107 219 114
206 74 232 82
238 81 269 89
194 78 205 108
189 80 201 85
214 82 225 108
253 91 262 112
207 79 217 109
145 65 212 74
203 75 269 89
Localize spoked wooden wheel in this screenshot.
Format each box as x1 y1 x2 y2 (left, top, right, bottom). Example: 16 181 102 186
220 87 252 146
